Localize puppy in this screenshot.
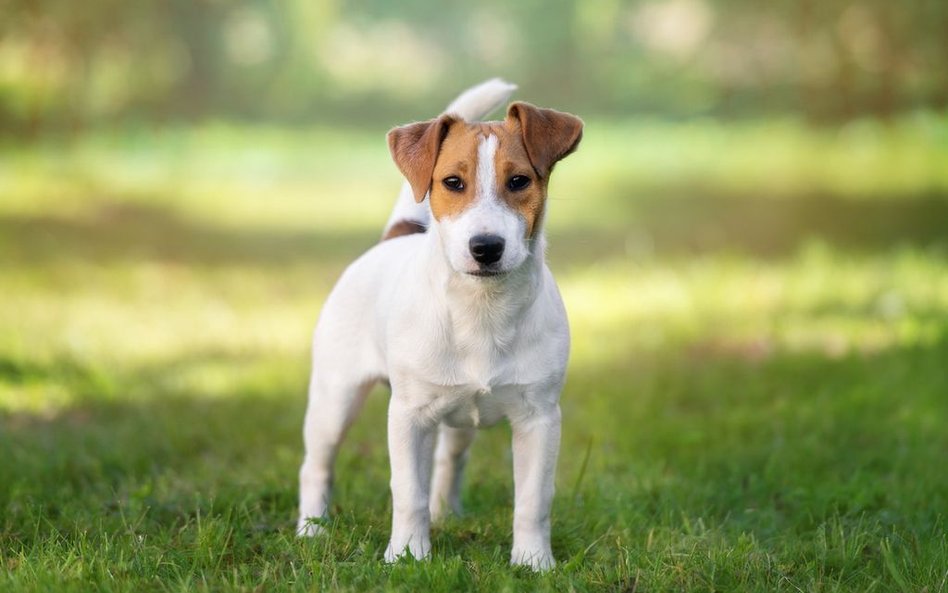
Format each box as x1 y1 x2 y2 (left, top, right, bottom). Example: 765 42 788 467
297 79 583 570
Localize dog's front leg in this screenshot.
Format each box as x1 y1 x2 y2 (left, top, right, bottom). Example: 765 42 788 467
384 395 436 562
510 403 561 571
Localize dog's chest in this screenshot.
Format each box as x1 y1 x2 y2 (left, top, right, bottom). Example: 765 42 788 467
387 272 568 426
411 323 560 428
437 311 529 386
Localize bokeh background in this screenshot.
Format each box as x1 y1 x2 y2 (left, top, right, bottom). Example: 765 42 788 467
4 0 948 129
2 1 947 591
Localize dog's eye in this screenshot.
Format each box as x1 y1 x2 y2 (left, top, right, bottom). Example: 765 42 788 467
442 176 464 192
507 175 531 191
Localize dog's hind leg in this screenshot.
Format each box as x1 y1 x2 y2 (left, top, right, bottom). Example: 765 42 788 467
429 425 477 521
297 374 374 537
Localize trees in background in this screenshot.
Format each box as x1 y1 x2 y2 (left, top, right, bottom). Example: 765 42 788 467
1 0 945 134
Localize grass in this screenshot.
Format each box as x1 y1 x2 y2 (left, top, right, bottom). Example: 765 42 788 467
1 115 947 592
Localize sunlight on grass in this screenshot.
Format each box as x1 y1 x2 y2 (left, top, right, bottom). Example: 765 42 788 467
563 114 948 203
564 242 947 369
3 114 947 232
2 226 944 417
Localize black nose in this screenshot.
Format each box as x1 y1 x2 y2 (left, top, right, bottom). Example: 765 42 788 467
469 234 505 265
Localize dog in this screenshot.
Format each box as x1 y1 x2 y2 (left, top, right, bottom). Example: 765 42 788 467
296 79 583 570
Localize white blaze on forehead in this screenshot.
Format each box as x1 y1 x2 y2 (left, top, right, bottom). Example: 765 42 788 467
476 134 499 202
437 131 529 275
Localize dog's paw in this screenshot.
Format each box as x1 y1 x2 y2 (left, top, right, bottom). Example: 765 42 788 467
295 518 326 538
383 538 431 563
510 547 555 571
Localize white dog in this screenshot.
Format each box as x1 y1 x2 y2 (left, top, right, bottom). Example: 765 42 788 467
296 79 583 570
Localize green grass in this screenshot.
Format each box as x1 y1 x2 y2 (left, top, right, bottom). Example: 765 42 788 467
1 116 947 592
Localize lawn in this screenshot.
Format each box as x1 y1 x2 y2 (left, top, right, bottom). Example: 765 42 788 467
1 116 947 592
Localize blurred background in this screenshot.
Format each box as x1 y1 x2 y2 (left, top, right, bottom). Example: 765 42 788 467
1 2 947 589
3 0 948 131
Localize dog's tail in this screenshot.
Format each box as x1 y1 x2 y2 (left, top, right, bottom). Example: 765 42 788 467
382 79 517 241
443 78 518 122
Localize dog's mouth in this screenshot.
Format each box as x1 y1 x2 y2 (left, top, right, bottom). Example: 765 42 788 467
466 268 509 278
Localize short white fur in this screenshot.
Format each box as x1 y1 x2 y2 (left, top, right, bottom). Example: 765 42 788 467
297 80 568 571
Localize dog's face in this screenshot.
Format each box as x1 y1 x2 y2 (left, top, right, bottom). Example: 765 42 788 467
388 102 583 277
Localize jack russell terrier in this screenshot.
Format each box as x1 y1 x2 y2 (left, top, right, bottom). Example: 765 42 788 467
296 79 583 570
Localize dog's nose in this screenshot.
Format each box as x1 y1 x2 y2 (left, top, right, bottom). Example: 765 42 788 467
469 234 505 265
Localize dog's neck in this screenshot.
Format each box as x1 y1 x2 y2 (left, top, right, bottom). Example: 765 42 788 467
424 225 545 342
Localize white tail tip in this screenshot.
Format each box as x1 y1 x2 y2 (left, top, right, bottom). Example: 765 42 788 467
444 78 518 122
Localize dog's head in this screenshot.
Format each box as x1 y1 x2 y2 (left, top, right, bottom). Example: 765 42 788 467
388 102 583 277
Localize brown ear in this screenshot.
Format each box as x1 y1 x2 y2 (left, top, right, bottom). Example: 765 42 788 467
387 114 456 202
506 101 583 177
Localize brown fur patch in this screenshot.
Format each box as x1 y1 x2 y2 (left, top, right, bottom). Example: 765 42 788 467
493 124 548 237
428 120 551 237
429 123 483 221
382 219 427 241
506 102 583 178
389 103 582 239
388 114 457 203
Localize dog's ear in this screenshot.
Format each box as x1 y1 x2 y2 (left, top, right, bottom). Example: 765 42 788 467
387 114 457 203
506 102 583 178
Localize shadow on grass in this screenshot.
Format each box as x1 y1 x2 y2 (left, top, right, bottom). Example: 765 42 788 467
0 200 377 269
548 191 948 265
0 192 946 271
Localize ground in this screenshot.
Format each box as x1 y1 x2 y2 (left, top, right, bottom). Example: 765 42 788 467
1 117 946 591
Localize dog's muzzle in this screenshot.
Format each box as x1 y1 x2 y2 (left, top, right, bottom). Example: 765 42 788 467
469 234 505 266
